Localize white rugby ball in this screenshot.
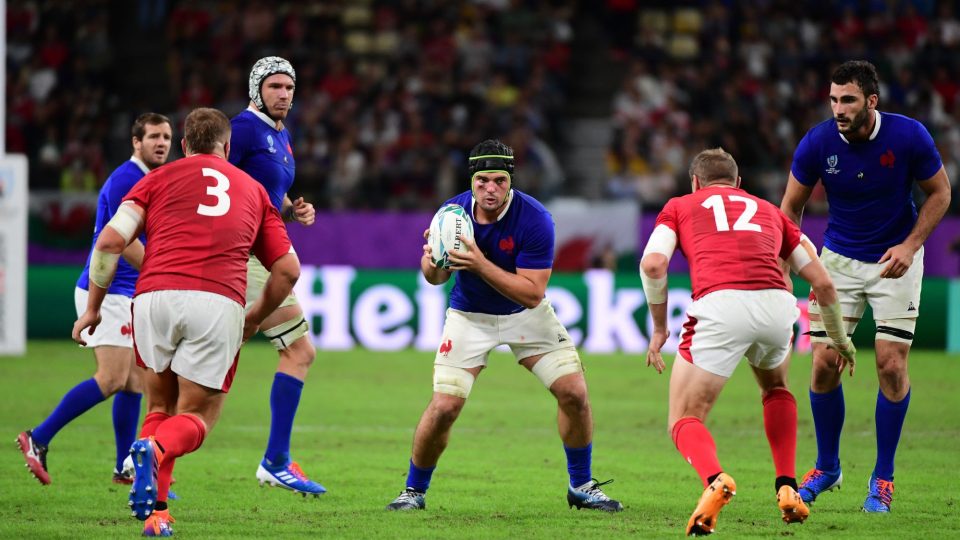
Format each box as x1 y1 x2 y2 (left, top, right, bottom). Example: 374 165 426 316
428 204 474 269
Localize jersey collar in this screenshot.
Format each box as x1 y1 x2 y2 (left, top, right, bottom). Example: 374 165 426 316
471 189 514 222
839 110 882 144
130 156 150 174
247 105 284 131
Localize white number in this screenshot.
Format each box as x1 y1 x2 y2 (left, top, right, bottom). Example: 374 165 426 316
197 167 231 217
700 194 762 232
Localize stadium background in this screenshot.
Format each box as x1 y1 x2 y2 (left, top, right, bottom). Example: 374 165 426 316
2 1 960 538
8 0 960 350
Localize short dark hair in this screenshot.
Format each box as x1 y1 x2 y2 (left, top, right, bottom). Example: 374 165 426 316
183 108 231 154
131 112 171 141
689 148 738 186
831 60 880 99
468 139 515 176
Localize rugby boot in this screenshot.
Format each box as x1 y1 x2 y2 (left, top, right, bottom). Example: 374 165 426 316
686 473 736 536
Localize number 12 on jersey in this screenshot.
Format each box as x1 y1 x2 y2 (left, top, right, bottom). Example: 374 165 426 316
701 194 761 232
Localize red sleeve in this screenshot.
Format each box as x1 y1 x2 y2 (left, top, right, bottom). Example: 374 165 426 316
654 198 679 232
122 170 156 209
777 209 803 259
251 190 293 270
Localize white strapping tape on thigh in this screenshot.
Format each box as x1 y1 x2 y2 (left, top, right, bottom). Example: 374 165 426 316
433 364 475 398
531 347 583 388
808 316 858 343
875 318 916 344
262 317 309 350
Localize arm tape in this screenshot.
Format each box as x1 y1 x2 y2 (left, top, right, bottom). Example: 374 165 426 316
640 271 668 304
105 203 143 244
786 235 815 273
642 224 678 260
89 249 120 289
818 300 849 346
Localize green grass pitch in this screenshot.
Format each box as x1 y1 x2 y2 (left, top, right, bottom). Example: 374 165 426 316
1 342 958 538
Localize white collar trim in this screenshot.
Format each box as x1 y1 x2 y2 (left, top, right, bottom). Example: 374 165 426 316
839 110 882 144
130 156 150 174
471 189 514 222
247 105 282 130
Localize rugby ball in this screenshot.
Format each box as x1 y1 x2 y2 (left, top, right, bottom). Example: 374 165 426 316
428 204 474 269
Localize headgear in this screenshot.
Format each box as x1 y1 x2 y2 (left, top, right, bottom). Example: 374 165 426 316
248 56 296 116
468 139 515 177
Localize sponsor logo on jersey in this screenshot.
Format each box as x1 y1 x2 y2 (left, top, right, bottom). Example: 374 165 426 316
908 301 916 311
266 134 277 154
880 149 896 168
825 154 840 175
558 334 568 343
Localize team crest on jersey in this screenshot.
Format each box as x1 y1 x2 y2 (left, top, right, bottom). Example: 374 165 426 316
266 134 277 154
825 154 840 175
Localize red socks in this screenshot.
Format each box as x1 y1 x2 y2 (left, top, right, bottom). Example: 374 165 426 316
140 411 170 438
762 388 797 479
671 416 722 487
152 414 208 503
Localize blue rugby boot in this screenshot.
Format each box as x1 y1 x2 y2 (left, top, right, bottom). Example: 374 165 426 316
256 458 326 497
798 467 842 504
385 487 426 511
128 437 163 521
862 475 894 513
567 478 623 512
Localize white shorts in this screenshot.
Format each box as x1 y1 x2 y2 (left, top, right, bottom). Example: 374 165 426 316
808 246 923 323
678 289 799 378
245 254 299 312
435 299 576 368
74 287 133 348
133 290 244 392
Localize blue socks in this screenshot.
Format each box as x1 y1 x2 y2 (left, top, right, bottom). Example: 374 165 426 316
406 459 436 493
810 385 844 472
264 372 304 465
874 388 910 481
32 378 106 446
112 390 142 472
565 443 593 488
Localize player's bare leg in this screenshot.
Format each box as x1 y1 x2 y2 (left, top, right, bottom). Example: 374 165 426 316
799 341 848 503
752 360 808 524
521 355 621 512
18 345 141 485
667 359 735 535
864 338 911 512
387 366 483 511
255 303 325 496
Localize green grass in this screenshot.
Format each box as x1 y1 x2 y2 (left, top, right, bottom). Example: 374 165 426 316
1 342 958 538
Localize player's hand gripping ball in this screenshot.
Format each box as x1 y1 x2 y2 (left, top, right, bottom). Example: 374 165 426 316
428 204 474 269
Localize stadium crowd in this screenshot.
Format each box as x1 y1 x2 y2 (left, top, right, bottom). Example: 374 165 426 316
7 0 960 213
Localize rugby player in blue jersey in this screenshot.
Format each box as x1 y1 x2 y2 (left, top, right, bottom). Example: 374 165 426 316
386 140 622 512
18 113 172 485
781 60 951 513
228 56 324 496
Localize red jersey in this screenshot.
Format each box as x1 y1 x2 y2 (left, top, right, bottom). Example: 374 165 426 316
124 154 292 305
655 185 802 300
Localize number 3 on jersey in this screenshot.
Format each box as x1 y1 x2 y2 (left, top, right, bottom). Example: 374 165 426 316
197 167 231 217
701 194 761 232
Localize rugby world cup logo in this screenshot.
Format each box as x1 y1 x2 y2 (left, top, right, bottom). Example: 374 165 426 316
826 154 840 174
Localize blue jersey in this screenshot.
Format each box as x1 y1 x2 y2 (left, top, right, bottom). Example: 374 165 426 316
446 189 555 315
228 108 295 211
76 158 149 296
791 112 942 261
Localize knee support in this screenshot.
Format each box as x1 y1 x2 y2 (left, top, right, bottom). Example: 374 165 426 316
262 317 309 350
531 348 583 389
875 318 916 345
433 365 475 399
